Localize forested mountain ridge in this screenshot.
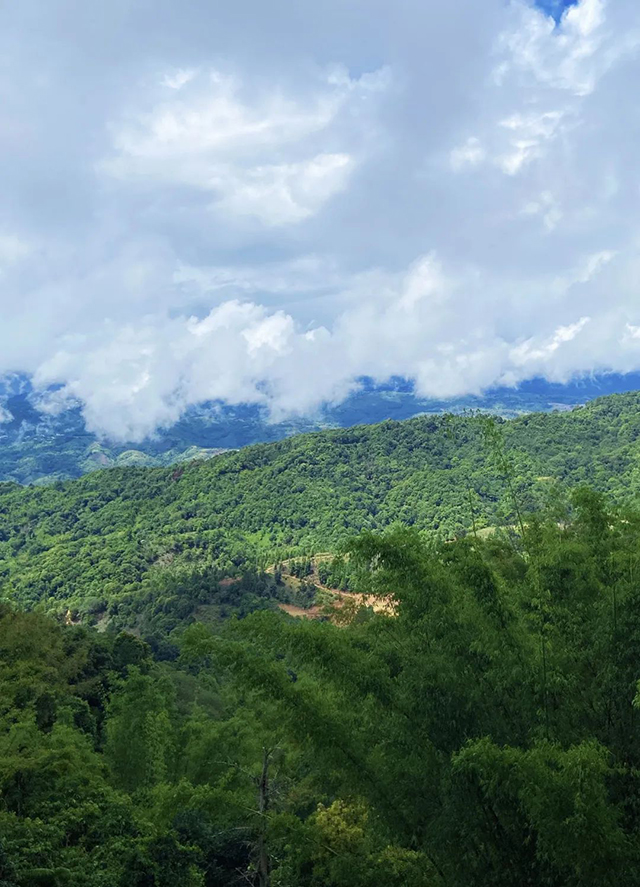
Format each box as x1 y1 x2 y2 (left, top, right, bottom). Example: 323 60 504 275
1 390 640 631
3 370 640 485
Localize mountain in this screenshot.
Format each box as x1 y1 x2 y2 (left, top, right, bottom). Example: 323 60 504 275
3 393 640 885
2 388 640 637
2 370 640 484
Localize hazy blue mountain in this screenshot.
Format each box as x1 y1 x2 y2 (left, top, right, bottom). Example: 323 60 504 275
2 370 640 484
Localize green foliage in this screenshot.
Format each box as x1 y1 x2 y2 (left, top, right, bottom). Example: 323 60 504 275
4 392 640 882
3 392 640 627
0 606 273 885
104 668 175 792
5 502 640 882
213 504 640 885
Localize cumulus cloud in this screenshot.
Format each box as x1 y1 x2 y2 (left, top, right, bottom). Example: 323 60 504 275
103 66 386 226
1 0 640 440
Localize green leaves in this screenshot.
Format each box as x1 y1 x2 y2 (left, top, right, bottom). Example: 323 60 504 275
5 393 640 882
105 668 176 793
222 508 640 884
4 393 640 625
452 738 630 885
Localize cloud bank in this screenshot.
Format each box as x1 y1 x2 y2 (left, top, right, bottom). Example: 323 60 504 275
1 0 640 440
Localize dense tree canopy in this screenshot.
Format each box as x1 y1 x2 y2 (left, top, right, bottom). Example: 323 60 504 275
3 393 640 883
2 490 640 883
2 392 640 627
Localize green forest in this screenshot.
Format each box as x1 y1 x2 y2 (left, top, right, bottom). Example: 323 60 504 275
0 374 601 486
3 490 640 884
3 393 640 884
2 392 640 629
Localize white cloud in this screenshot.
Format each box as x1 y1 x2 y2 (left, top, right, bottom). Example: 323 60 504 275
173 254 344 298
496 0 615 96
521 191 563 231
626 323 640 341
214 153 353 226
510 316 591 365
161 68 196 90
497 109 566 175
103 66 387 227
26 239 640 441
2 0 640 440
450 137 485 171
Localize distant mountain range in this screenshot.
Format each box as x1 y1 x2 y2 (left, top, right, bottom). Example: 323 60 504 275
2 370 640 484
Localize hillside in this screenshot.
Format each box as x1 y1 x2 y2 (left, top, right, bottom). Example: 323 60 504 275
2 391 640 630
4 494 640 885
3 395 640 884
3 371 639 484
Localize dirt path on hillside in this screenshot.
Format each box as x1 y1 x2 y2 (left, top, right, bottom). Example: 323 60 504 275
271 555 395 620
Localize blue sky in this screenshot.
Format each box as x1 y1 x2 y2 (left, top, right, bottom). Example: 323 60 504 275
537 0 578 18
1 0 640 440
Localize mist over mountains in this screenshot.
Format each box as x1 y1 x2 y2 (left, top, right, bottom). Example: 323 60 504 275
3 370 640 485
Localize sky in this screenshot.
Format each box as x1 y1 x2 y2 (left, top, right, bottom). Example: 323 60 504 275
1 0 640 440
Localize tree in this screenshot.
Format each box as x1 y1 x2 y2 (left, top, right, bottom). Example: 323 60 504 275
105 668 175 793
